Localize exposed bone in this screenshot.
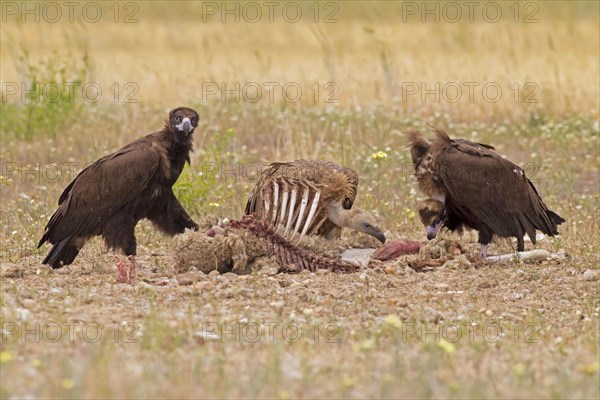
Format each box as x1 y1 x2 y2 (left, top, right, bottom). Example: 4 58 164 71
291 187 310 239
263 184 271 219
486 249 563 264
284 188 298 236
279 188 289 230
271 182 279 223
301 191 321 238
224 216 358 273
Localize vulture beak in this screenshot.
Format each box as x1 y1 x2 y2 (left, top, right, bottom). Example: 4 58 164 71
176 117 193 134
374 231 386 244
426 219 444 240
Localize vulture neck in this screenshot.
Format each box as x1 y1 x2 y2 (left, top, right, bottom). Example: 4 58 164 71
160 128 193 163
327 203 357 230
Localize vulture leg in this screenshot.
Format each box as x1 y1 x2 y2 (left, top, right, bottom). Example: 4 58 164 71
128 255 136 284
479 244 488 258
516 235 525 252
477 226 493 258
115 256 136 284
301 191 321 237
104 215 138 284
116 257 128 283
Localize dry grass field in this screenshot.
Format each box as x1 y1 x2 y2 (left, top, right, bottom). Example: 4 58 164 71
1 1 599 398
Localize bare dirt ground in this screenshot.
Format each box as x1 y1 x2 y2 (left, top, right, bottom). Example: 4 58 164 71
1 229 598 398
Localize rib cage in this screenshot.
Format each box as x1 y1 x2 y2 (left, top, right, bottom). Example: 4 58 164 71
259 177 327 239
228 215 357 273
245 160 358 240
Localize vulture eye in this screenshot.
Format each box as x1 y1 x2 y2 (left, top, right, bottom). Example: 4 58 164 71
174 116 181 123
192 117 198 125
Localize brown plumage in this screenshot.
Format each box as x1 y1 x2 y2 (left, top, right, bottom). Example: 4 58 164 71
406 128 564 257
245 160 385 243
38 107 200 282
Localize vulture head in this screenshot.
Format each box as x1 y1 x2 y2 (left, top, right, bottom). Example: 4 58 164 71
416 199 446 240
328 206 386 244
168 107 199 140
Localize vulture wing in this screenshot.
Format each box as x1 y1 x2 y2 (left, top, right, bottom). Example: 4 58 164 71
39 139 162 247
434 137 560 242
245 160 358 237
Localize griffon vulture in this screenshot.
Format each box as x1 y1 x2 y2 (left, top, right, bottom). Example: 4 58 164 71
245 160 386 244
38 107 200 283
406 128 564 257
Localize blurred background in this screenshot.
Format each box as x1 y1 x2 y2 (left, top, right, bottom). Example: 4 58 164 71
1 0 598 259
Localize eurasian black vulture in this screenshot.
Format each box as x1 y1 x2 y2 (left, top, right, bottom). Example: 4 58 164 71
38 107 200 283
245 160 386 243
406 128 564 257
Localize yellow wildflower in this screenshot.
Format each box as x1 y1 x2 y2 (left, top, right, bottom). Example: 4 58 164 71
437 339 456 354
384 314 402 329
0 351 13 363
372 151 388 160
61 378 75 390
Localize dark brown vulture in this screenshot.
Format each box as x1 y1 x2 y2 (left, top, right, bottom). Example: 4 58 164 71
38 107 200 283
245 160 386 243
406 128 564 257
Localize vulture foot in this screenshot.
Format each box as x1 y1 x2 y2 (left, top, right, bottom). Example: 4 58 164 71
115 256 136 284
479 244 488 258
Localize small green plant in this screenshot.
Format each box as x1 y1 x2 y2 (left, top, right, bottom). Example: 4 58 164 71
1 49 90 141
174 128 239 216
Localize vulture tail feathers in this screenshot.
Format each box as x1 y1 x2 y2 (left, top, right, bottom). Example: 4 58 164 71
42 239 79 269
548 210 565 226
